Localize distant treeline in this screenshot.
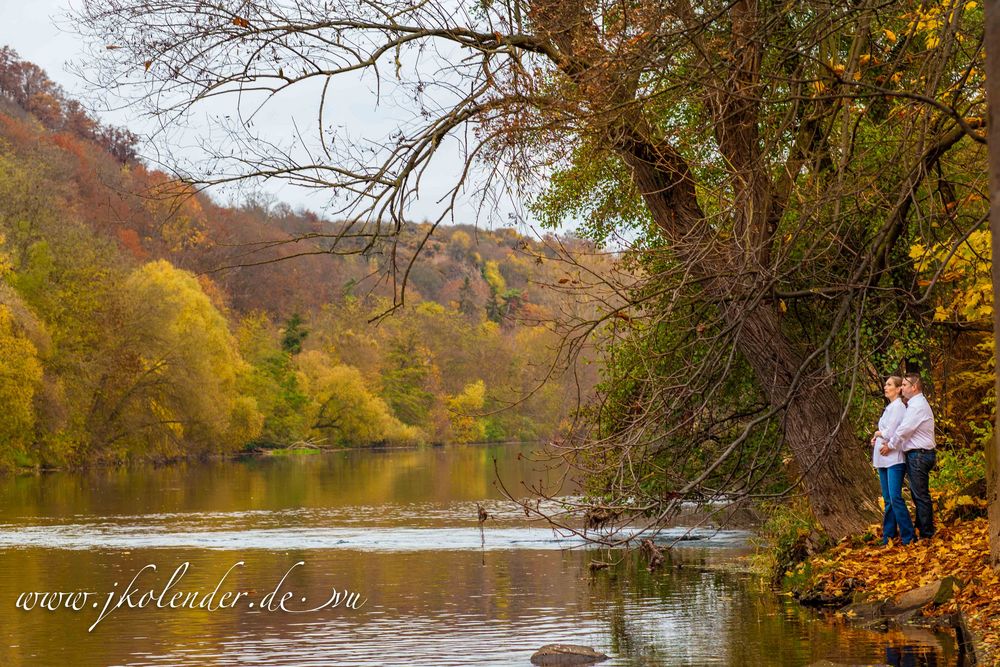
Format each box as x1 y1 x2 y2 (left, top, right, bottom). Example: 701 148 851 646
0 48 605 470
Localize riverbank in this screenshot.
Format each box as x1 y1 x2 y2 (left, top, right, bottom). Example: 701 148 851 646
8 440 547 475
782 488 999 664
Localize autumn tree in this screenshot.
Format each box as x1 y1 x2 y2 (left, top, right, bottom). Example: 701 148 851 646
0 301 43 469
0 47 138 161
448 380 488 443
235 311 312 444
297 350 421 445
73 0 990 538
97 260 264 458
984 0 1000 568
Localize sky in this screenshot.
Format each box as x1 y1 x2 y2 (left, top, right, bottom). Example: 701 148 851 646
0 0 526 228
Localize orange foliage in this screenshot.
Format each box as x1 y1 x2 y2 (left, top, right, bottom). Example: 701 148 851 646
803 494 999 661
0 113 34 146
51 132 88 163
115 228 147 260
197 274 230 312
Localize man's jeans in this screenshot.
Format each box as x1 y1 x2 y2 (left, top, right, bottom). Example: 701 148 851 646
878 463 915 544
905 449 936 539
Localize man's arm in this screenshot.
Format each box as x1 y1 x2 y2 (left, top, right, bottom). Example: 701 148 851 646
881 402 906 447
888 400 930 450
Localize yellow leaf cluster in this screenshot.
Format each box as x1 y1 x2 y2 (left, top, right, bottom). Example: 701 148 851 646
0 234 10 276
800 505 1000 660
910 230 993 325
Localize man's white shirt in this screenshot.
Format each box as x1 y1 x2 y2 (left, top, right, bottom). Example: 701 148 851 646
888 392 936 452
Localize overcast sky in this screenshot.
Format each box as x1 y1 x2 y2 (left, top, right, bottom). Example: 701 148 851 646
0 0 527 228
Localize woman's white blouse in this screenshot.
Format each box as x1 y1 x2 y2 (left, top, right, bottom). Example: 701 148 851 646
872 398 906 468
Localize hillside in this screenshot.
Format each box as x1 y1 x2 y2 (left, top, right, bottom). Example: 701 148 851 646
0 47 608 469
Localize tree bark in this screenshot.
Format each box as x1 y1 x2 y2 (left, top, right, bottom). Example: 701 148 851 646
983 0 1000 569
735 304 881 539
621 140 880 541
535 5 880 537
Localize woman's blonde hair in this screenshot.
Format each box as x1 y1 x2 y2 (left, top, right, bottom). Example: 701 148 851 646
886 375 903 388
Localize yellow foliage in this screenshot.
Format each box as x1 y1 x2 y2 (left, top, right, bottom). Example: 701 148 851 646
448 380 487 444
0 305 43 464
0 232 10 277
297 350 422 446
483 260 507 294
122 260 263 453
911 230 992 324
416 301 446 316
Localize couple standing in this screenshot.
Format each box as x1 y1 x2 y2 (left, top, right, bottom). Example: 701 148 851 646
870 373 936 546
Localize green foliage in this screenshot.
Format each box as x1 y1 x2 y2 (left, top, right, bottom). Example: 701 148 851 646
747 500 828 587
530 141 651 246
380 332 436 427
237 313 312 445
280 312 308 355
266 446 321 457
578 272 778 502
932 447 986 492
483 417 507 442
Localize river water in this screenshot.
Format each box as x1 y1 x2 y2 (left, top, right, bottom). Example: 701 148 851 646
0 444 957 665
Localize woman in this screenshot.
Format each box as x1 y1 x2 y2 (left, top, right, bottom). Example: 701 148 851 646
871 376 915 546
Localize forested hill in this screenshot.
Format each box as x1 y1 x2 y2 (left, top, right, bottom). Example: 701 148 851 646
0 46 591 317
0 47 606 469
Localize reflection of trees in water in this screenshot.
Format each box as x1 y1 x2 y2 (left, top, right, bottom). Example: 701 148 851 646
586 550 954 666
587 549 741 663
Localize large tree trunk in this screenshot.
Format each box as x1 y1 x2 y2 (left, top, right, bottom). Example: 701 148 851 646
621 143 880 540
984 0 1000 569
737 305 881 539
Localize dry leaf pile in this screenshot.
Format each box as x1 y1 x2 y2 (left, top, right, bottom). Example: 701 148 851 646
797 492 999 662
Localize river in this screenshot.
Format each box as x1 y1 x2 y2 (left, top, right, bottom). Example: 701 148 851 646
0 443 958 665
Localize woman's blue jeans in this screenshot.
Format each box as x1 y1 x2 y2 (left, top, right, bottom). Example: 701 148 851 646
878 463 915 545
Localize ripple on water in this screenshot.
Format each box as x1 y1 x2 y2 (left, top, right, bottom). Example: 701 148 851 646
0 519 749 552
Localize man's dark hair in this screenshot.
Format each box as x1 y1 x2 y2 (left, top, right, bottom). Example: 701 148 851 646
904 373 923 391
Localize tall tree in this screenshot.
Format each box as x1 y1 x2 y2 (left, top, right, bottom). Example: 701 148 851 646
985 0 1000 568
75 0 988 538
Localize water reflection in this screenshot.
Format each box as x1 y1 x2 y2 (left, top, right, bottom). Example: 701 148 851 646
0 445 959 666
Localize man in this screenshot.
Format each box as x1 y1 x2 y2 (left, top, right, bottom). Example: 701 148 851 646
880 373 936 539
